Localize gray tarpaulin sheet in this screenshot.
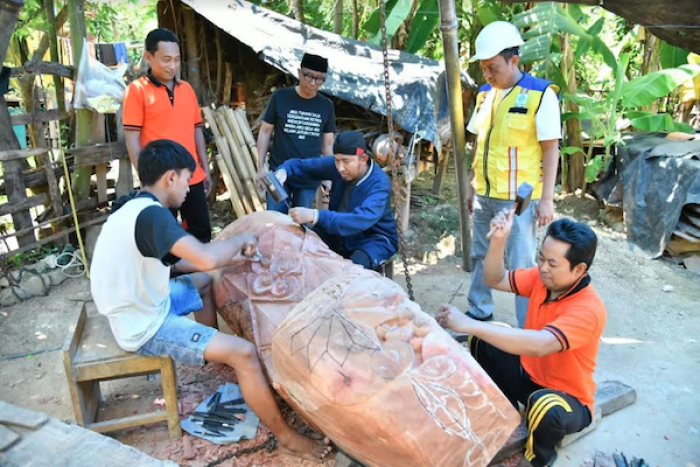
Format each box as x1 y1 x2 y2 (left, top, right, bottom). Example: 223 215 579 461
593 133 700 257
183 0 474 146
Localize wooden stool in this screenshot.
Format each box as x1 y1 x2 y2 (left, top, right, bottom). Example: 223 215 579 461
377 255 396 279
62 303 181 440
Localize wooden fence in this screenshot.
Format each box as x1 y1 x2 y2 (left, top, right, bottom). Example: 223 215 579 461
1 110 133 260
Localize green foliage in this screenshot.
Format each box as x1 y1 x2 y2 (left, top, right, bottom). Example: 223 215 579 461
627 112 694 133
621 64 700 107
363 0 413 45
405 0 439 54
659 41 690 69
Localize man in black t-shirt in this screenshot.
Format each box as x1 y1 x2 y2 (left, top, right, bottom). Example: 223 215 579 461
257 53 336 213
91 139 331 461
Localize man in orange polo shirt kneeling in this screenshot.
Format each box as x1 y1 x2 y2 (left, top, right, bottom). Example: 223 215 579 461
437 213 606 467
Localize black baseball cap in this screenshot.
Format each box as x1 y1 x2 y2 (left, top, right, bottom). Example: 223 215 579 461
333 131 367 156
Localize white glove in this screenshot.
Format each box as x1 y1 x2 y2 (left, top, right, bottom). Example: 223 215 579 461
274 169 288 185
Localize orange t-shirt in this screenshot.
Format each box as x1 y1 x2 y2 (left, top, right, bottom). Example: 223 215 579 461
510 267 607 414
122 75 204 185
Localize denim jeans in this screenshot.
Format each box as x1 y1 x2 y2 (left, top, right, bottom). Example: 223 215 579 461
468 195 538 327
266 183 318 213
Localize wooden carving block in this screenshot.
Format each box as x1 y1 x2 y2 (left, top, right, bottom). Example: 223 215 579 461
211 212 521 467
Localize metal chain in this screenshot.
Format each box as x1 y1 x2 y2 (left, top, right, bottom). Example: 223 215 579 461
380 0 414 302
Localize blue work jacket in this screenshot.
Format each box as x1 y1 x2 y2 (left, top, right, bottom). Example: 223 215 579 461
279 156 399 255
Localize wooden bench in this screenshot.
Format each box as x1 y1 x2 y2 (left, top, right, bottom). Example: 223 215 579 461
62 303 181 440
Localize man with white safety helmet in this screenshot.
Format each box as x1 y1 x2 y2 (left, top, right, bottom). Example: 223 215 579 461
465 21 561 328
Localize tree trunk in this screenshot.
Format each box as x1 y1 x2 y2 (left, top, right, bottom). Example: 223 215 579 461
182 5 202 104
351 0 359 39
293 0 304 23
641 28 661 113
560 23 584 192
334 0 343 35
1 0 37 247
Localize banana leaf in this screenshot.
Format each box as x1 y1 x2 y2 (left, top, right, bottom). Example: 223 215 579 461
621 64 700 108
367 0 414 45
659 41 690 70
405 0 439 54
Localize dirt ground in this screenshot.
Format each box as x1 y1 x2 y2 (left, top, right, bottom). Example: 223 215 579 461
1 170 699 466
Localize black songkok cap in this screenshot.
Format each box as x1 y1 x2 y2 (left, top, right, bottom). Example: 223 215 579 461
301 53 329 73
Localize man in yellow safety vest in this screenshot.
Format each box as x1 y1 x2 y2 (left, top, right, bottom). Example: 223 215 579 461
466 21 561 327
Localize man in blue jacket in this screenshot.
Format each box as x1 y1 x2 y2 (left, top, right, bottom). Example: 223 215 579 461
273 131 398 270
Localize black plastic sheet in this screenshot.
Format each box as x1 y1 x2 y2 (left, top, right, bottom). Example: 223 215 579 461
593 133 700 257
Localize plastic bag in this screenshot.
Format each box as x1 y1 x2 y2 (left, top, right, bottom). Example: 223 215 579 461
74 39 127 113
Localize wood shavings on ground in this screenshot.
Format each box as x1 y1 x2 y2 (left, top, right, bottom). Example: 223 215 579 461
116 361 335 466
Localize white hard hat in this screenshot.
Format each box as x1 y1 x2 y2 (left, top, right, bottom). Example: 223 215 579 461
471 21 524 61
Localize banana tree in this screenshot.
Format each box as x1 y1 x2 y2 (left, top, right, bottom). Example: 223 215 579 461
564 57 700 195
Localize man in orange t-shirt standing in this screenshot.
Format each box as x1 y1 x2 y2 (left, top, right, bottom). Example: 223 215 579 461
437 215 606 467
123 28 211 242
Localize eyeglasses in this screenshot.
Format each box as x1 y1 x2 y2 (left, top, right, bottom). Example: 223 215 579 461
301 71 326 85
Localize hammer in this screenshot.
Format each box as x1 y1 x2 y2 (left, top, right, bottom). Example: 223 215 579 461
485 182 534 239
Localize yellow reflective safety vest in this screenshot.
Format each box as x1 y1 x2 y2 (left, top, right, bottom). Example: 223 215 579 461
472 73 559 200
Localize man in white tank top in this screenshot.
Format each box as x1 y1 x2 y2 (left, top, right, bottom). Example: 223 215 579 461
91 139 331 461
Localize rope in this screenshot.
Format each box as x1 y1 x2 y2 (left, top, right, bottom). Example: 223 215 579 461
380 0 414 302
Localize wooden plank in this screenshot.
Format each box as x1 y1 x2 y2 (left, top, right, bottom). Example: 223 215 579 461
2 160 36 247
0 425 20 452
0 215 108 261
677 220 700 239
74 313 129 365
160 359 182 440
595 380 636 417
683 213 700 229
89 411 169 434
10 109 67 126
67 141 128 167
37 148 66 244
0 401 49 430
672 229 700 243
0 147 48 162
9 60 74 79
0 193 47 216
95 163 108 203
76 356 163 382
63 303 88 359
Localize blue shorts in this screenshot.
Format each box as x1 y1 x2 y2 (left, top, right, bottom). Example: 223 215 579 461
134 275 217 365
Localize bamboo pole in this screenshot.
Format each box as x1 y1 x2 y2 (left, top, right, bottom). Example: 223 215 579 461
225 107 257 179
233 108 259 170
232 108 265 198
209 109 252 214
214 108 263 212
438 0 471 272
203 107 251 215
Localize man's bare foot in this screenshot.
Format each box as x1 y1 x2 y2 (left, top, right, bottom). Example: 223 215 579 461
278 432 332 461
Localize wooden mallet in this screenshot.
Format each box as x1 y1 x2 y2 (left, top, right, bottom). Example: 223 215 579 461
485 182 534 239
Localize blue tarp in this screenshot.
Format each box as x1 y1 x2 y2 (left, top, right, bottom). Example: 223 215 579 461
183 0 473 146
